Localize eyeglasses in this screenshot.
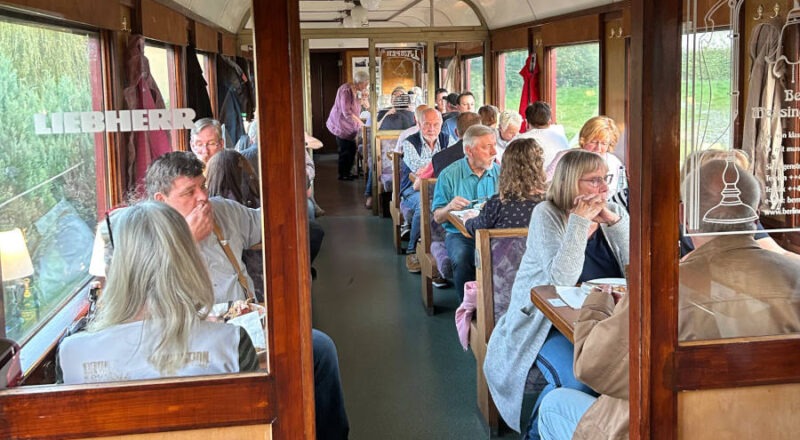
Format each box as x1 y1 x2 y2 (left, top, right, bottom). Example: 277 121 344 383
192 140 221 149
579 174 614 187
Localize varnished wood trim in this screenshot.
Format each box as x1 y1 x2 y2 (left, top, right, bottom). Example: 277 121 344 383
252 0 317 437
675 338 800 390
194 21 217 53
0 375 274 439
629 0 682 438
0 0 121 30
220 32 236 56
139 0 187 46
541 14 600 47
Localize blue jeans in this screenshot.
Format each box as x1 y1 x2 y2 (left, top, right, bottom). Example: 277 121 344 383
401 186 421 253
364 168 372 197
525 328 595 440
444 232 476 299
312 329 350 440
538 388 596 440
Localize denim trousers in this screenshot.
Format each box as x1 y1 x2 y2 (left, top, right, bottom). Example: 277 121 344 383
538 388 596 440
444 232 476 299
524 328 596 440
312 329 350 440
401 186 421 253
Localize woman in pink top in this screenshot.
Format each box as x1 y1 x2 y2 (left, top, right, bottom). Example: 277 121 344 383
326 70 370 180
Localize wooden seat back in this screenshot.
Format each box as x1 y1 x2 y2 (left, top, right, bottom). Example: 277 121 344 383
418 178 438 315
389 151 405 254
470 227 529 434
372 130 403 216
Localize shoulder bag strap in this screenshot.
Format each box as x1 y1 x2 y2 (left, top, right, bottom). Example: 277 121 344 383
212 220 255 301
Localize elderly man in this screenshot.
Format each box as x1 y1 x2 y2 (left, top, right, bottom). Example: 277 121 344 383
142 151 349 439
441 91 476 145
400 108 450 272
536 159 800 440
432 124 499 298
190 118 225 164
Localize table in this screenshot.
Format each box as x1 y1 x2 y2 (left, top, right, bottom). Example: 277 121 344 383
446 211 474 238
530 285 581 343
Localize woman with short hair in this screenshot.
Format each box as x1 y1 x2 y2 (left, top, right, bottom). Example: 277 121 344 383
496 110 523 161
57 201 259 383
484 149 629 439
327 70 370 180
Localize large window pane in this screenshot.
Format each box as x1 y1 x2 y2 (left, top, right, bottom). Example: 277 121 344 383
465 55 484 107
0 18 105 343
552 43 600 143
498 49 527 111
144 43 179 148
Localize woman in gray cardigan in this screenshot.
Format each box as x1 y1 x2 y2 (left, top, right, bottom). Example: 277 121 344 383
484 150 630 438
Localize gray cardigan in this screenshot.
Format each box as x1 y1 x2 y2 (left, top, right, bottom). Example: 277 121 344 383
483 200 629 432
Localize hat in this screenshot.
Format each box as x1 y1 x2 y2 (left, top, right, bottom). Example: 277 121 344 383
304 132 323 149
392 93 412 109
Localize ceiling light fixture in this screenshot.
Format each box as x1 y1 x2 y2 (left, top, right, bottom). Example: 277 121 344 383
350 4 368 27
360 0 381 10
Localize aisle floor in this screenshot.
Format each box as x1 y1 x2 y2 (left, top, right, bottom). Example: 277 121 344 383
310 154 522 439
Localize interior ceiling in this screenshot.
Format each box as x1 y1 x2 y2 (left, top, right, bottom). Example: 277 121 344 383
170 0 621 34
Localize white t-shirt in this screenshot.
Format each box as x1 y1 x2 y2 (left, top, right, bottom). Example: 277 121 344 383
515 124 569 169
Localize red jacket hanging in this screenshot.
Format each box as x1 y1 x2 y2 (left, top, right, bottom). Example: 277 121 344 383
518 53 539 134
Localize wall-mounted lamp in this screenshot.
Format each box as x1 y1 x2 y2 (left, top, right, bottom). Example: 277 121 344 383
0 228 37 327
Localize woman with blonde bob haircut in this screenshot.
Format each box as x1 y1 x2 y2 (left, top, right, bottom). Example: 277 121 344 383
464 138 547 235
547 116 626 202
484 149 629 438
57 201 258 383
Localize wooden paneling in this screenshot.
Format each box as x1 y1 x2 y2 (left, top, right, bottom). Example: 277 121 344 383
345 49 368 86
139 0 187 46
675 337 800 390
541 15 600 46
458 41 483 56
220 32 236 56
629 0 682 438
81 424 271 439
0 375 274 439
492 25 528 52
0 0 120 30
194 21 217 53
678 383 800 439
252 0 318 437
604 18 627 154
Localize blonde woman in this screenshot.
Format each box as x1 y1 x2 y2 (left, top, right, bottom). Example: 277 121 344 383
57 201 258 383
547 115 626 201
485 149 629 438
463 138 547 236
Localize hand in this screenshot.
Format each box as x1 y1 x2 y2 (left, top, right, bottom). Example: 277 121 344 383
593 206 621 225
412 179 421 191
186 201 213 242
570 194 605 221
351 114 363 126
447 196 471 212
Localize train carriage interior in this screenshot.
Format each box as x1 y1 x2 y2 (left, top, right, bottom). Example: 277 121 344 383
1 0 800 439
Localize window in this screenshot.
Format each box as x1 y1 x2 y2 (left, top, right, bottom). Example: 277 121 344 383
0 18 107 344
196 51 211 98
497 49 528 111
464 55 484 107
551 43 600 143
680 29 733 162
144 43 180 148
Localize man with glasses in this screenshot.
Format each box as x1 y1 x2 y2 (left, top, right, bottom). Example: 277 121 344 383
190 118 225 164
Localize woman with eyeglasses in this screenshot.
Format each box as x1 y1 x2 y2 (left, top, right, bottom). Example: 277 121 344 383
56 201 259 384
547 116 626 202
484 149 629 440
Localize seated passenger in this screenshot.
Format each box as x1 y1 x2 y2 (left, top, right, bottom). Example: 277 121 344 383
431 124 500 298
679 159 800 340
547 115 626 202
484 149 629 439
376 93 415 130
517 101 569 170
399 108 448 272
479 104 499 128
537 159 800 440
495 110 523 162
463 138 547 236
57 201 259 384
190 118 225 165
441 91 476 145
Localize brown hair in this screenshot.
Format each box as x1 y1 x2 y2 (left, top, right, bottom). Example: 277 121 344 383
478 105 499 127
206 150 261 208
498 138 547 202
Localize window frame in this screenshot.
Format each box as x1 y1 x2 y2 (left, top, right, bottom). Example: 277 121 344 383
0 2 313 438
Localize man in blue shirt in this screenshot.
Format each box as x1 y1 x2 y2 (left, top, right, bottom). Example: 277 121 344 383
441 91 476 145
432 125 500 298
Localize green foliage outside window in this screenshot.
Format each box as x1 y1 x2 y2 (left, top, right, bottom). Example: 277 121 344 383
502 50 527 112
467 56 484 107
554 43 600 143
0 20 100 341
